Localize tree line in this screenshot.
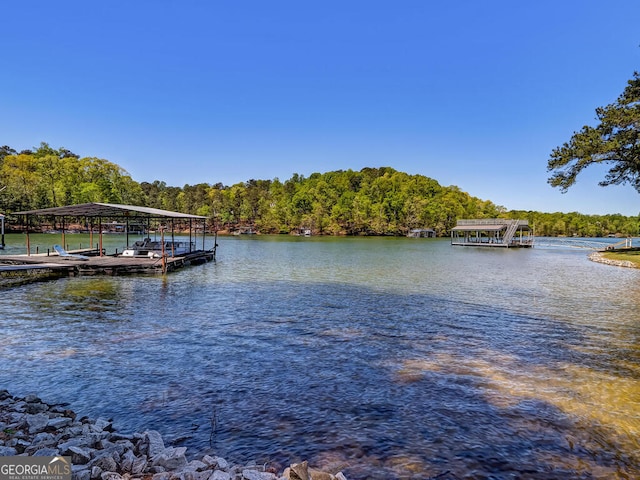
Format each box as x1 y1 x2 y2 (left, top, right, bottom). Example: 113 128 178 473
1 143 638 237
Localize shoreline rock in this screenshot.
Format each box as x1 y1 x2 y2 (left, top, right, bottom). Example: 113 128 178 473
588 251 638 268
0 390 347 480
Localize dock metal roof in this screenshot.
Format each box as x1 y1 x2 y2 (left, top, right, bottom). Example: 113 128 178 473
451 219 530 232
13 203 207 219
451 224 508 231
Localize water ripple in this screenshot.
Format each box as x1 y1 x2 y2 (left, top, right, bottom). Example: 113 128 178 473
1 237 639 479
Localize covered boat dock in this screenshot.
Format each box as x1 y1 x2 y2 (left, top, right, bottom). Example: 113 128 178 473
451 219 533 248
0 203 216 277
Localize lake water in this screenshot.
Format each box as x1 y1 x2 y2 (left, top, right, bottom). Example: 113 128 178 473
1 234 639 479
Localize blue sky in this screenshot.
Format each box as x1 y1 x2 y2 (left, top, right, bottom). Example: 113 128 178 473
2 1 639 215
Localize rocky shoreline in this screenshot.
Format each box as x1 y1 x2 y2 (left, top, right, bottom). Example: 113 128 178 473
588 251 638 268
0 391 347 480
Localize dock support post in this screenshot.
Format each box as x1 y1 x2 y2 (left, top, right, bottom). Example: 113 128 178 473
161 227 167 274
98 218 103 256
202 218 206 251
25 215 31 256
171 219 175 257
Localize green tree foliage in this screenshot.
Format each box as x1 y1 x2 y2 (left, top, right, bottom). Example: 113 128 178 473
0 143 143 211
1 143 639 236
548 71 640 192
505 210 639 238
0 152 41 211
196 167 505 236
0 145 17 163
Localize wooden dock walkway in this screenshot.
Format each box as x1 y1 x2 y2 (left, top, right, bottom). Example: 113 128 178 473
0 250 215 282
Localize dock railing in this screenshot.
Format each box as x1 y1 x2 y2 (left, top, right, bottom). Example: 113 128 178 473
455 219 529 227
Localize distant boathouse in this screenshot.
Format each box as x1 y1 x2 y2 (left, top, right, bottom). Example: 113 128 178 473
407 228 436 238
451 219 533 248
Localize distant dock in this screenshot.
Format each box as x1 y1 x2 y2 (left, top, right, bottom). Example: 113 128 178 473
451 219 534 248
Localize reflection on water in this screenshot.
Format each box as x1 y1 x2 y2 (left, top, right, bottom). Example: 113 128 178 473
1 236 640 479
